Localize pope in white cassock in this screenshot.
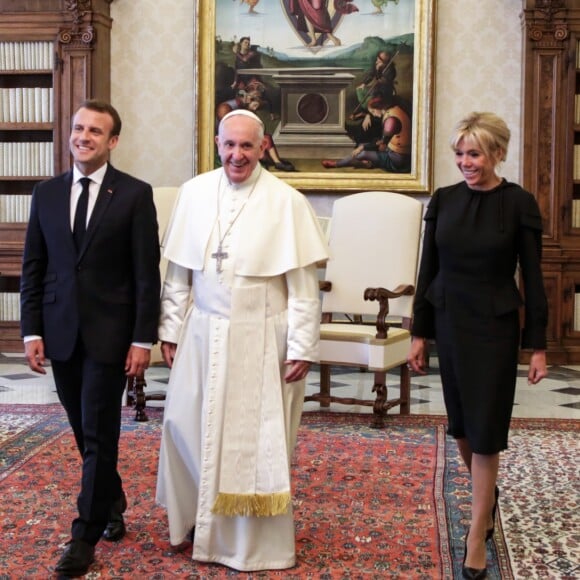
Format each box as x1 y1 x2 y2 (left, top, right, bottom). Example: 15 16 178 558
155 110 329 571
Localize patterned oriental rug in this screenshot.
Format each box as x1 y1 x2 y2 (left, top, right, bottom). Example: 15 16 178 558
0 406 577 579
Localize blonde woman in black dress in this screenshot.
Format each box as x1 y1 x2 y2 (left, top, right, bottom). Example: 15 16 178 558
407 112 548 579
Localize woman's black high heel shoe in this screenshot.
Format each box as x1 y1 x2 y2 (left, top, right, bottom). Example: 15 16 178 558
485 486 500 541
462 532 488 579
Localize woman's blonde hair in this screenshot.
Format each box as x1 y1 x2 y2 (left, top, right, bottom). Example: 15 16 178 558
449 112 510 163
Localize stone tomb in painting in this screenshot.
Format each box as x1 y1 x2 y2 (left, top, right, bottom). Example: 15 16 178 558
243 67 360 158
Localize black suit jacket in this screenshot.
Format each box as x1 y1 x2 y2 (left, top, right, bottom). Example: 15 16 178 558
20 164 161 364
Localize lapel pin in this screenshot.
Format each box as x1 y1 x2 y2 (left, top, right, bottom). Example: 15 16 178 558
107 189 113 195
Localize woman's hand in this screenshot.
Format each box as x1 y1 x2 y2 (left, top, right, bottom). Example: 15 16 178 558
528 350 548 384
407 336 427 375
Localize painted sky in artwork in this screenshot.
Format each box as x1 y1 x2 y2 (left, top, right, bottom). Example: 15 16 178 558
216 0 415 59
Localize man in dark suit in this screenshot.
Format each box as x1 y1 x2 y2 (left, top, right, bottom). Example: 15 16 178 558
20 100 161 577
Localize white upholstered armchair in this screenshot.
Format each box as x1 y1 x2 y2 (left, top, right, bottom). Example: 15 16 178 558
305 191 424 428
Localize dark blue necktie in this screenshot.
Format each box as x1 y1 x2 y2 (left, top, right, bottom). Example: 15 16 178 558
73 177 91 250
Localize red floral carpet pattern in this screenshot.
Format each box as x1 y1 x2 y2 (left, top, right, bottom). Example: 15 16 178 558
0 405 577 579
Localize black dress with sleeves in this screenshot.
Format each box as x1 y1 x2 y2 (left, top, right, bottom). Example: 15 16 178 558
411 179 548 453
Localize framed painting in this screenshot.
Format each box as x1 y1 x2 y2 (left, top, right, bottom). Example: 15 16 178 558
195 0 436 193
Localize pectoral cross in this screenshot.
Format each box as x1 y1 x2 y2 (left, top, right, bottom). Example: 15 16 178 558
211 244 229 273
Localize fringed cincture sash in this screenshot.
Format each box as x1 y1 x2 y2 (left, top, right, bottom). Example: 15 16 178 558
212 492 291 518
212 284 291 518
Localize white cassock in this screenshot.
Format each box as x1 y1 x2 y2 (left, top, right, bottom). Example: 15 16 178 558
155 166 329 571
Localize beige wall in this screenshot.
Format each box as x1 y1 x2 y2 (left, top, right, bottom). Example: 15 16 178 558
110 0 523 212
110 0 195 187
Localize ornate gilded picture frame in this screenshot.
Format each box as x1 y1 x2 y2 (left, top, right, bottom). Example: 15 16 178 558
195 0 436 193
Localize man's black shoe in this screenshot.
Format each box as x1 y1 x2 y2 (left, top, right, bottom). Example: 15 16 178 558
102 518 126 542
55 539 95 576
102 492 127 542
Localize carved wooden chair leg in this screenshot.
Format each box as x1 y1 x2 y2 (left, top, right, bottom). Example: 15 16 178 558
125 378 135 408
371 371 387 429
319 363 332 408
399 364 411 415
130 373 149 422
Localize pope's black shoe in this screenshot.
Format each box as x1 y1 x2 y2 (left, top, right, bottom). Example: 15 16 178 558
102 492 127 542
55 539 95 577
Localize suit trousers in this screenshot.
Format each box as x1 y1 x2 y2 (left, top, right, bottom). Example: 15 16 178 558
51 338 127 545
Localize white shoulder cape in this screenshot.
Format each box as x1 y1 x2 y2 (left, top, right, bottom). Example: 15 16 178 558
162 168 329 276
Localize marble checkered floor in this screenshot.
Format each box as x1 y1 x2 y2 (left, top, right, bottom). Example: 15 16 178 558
1 352 579 419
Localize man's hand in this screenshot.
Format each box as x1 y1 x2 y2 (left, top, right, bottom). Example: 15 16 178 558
161 341 178 369
124 345 151 377
24 339 47 374
284 360 311 383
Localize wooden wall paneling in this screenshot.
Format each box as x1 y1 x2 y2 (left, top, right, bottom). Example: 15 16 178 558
521 0 580 362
